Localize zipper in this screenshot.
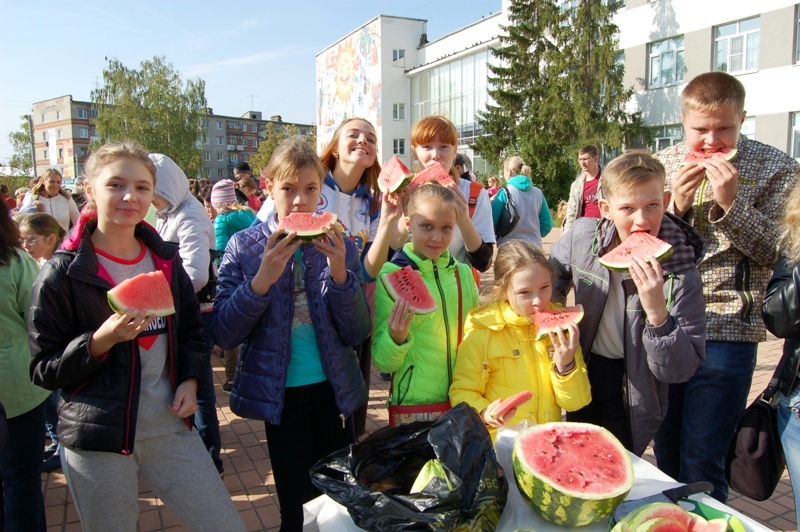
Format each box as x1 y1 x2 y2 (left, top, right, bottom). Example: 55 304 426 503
432 262 453 385
123 342 137 455
529 325 543 422
695 177 708 233
621 281 634 450
339 413 346 429
395 365 415 405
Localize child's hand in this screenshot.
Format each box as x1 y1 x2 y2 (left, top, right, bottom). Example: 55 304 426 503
313 223 347 285
630 255 668 327
703 157 739 212
170 379 198 418
89 309 157 358
380 192 403 227
482 398 514 428
444 181 471 226
671 163 706 217
251 229 300 296
549 322 580 373
387 298 415 345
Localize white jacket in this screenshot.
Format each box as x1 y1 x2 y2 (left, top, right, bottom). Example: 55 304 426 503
22 192 80 233
149 154 215 293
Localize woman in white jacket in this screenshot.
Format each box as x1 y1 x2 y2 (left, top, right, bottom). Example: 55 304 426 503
149 153 223 476
22 169 80 233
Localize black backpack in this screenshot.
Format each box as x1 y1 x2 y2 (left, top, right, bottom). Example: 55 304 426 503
495 185 520 238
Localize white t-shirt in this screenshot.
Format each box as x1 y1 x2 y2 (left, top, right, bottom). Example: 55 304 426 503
592 270 627 360
447 178 496 265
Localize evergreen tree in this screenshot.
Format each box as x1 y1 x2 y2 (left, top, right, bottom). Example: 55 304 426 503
475 0 647 202
92 56 207 178
8 115 33 177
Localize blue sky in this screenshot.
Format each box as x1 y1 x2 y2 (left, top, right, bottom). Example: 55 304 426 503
0 0 501 162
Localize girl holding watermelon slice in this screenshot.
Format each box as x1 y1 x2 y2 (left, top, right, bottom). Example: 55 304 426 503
212 139 370 532
449 240 591 432
28 142 244 531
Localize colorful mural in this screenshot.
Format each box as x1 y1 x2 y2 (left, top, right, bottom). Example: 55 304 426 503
316 21 381 148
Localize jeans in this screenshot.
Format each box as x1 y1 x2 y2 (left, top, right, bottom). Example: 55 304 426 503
197 311 223 474
0 402 46 532
778 386 800 528
654 340 757 502
44 390 58 445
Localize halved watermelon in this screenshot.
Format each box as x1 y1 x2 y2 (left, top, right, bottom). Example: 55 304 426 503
680 148 737 167
628 503 692 530
493 390 533 420
378 155 414 194
533 305 584 341
512 422 634 527
107 271 175 317
598 231 674 273
276 211 338 242
381 265 437 314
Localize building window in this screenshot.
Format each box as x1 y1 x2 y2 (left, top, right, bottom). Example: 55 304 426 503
58 148 63 159
43 149 48 159
793 113 800 160
41 113 46 123
243 154 250 162
650 124 684 152
648 36 684 88
202 119 209 128
57 129 62 139
229 154 237 163
216 136 224 145
216 121 223 129
250 124 256 132
203 152 211 161
217 153 224 161
714 17 760 74
393 139 406 155
79 147 87 157
43 132 47 142
203 134 209 145
741 116 756 140
559 0 578 25
79 128 89 138
206 167 211 177
392 49 405 67
78 109 88 119
392 103 406 120
217 168 224 177
56 111 61 120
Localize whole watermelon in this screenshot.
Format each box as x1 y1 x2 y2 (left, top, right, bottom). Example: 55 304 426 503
512 422 634 527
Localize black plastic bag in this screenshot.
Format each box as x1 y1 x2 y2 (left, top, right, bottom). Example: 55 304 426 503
310 403 508 531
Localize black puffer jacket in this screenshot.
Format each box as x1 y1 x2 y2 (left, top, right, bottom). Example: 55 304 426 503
29 220 205 454
763 253 800 394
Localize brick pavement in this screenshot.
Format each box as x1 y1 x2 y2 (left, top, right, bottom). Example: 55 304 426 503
41 231 798 531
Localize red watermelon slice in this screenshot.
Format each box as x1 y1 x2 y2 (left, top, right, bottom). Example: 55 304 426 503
107 271 175 317
493 390 533 420
533 305 584 341
406 162 455 191
276 211 338 242
378 155 414 194
598 231 673 272
381 265 437 314
680 148 737 167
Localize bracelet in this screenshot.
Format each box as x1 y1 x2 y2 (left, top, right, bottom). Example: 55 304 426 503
554 359 576 376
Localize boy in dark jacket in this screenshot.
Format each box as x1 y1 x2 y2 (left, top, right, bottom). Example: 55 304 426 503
549 150 706 457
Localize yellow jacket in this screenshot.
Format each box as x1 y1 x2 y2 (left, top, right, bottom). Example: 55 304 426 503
449 301 591 428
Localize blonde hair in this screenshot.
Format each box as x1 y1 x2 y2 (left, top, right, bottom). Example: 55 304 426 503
601 150 665 199
410 116 460 179
237 176 258 190
264 139 325 185
483 239 553 305
521 165 532 178
320 118 381 214
780 181 800 262
487 175 498 187
403 182 458 219
84 142 156 186
18 213 66 248
681 72 746 115
556 200 569 223
32 168 70 200
504 156 525 176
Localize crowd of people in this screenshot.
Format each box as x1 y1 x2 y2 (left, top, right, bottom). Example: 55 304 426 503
1 70 800 532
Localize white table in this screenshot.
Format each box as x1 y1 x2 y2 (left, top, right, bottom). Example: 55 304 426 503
303 428 770 531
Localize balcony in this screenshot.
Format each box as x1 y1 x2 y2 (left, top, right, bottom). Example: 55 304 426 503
236 145 244 151
227 145 236 151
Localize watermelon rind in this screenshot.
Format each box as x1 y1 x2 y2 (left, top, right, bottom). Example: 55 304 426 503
533 305 584 341
378 155 414 194
494 390 534 420
276 212 338 242
512 422 634 527
680 148 737 167
633 517 690 532
107 272 176 317
381 266 437 315
598 232 674 273
627 503 692 530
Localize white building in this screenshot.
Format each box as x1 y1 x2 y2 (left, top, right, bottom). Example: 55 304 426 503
317 0 800 174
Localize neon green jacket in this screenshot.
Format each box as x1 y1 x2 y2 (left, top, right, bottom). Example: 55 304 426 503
450 301 591 429
372 244 479 405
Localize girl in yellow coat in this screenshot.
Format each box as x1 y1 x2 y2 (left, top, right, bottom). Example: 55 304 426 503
450 240 591 430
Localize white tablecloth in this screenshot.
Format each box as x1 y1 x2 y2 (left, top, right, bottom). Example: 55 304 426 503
303 428 770 531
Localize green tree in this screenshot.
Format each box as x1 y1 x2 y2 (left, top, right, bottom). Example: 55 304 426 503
474 0 647 202
92 56 207 177
8 115 33 177
248 123 316 178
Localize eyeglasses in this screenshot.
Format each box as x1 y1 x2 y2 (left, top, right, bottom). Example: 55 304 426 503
19 236 44 246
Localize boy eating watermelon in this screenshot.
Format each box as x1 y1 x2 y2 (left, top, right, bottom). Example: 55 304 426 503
549 150 706 458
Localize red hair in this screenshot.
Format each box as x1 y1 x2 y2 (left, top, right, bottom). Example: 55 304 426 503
410 116 460 179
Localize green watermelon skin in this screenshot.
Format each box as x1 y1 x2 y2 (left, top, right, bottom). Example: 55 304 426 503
512 422 634 527
276 211 338 242
378 155 414 194
107 271 176 317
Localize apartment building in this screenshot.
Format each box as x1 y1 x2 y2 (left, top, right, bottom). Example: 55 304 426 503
31 96 313 181
318 0 800 172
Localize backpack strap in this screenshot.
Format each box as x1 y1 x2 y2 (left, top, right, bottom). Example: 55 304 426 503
467 181 483 219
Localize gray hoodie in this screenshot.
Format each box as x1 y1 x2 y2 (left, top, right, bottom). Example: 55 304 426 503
549 213 707 455
149 154 215 293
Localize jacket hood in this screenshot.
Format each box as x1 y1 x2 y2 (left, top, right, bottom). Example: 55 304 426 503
149 153 193 216
595 212 705 273
468 300 563 331
508 175 533 191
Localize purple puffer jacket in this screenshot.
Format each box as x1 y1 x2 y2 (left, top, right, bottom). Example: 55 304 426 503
210 222 369 425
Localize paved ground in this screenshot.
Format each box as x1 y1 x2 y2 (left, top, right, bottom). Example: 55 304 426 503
42 231 798 531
